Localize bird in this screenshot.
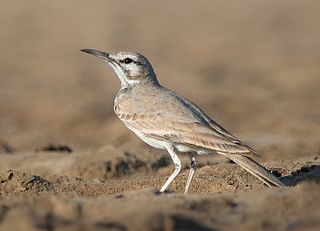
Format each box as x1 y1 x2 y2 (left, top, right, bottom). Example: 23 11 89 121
81 49 285 193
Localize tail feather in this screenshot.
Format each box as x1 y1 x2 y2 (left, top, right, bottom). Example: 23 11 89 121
218 152 286 187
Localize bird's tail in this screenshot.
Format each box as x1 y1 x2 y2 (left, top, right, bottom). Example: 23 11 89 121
218 152 286 187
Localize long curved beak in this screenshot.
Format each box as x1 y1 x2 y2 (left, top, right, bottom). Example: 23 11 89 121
81 49 112 61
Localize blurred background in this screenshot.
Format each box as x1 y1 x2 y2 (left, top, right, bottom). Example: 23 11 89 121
0 0 319 160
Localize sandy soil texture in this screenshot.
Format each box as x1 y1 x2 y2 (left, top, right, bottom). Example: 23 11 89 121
1 1 320 230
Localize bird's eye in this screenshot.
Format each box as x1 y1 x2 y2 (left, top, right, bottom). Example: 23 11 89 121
124 58 133 64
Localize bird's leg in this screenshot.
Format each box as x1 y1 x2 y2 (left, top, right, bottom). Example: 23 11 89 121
159 146 182 192
184 156 197 194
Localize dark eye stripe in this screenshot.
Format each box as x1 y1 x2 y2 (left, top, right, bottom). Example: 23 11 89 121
119 58 141 65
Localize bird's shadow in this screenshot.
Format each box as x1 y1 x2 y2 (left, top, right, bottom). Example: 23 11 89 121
272 164 320 186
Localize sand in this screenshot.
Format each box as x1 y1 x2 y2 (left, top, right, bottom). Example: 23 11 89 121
1 1 320 230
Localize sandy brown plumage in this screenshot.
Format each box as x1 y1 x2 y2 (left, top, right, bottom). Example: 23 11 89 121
82 49 286 192
115 85 257 155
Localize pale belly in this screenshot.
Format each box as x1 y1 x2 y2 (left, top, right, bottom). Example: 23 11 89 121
128 127 209 155
134 131 169 149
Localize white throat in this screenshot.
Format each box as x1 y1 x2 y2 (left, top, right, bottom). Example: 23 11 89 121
106 61 128 88
106 61 141 89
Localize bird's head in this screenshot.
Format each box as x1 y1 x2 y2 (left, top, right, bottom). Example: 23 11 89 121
81 49 159 88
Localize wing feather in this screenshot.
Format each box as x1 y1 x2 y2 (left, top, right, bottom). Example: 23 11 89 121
115 87 258 156
119 112 256 155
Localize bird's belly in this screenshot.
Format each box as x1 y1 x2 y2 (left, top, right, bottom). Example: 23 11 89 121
175 144 210 155
134 131 169 150
136 131 210 154
124 122 210 154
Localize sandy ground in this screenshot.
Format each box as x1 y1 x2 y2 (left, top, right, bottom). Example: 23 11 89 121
1 0 320 230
